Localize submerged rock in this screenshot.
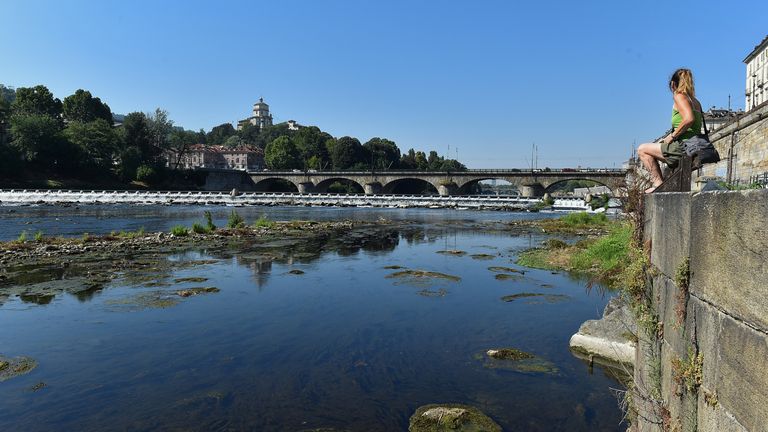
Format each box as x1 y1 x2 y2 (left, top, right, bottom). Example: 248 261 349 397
500 293 570 303
0 355 37 382
383 265 404 270
487 266 525 274
386 270 461 287
486 348 534 361
287 269 305 275
436 250 467 256
477 349 559 375
569 296 636 371
175 287 220 297
174 277 209 283
409 404 501 432
494 274 523 281
417 288 447 298
469 254 495 260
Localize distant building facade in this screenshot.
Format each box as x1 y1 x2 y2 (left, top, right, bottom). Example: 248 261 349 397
237 98 273 130
745 35 768 111
165 144 264 171
703 107 741 133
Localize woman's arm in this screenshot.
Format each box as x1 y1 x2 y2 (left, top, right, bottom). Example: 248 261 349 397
663 93 694 143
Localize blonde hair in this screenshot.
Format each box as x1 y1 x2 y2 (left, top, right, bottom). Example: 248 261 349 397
669 68 695 97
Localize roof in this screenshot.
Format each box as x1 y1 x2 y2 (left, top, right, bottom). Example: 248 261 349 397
744 35 768 63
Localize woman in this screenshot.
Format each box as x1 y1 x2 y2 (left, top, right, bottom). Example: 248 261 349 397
637 68 703 193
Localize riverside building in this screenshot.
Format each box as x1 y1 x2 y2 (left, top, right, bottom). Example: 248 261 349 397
165 144 264 171
745 35 768 111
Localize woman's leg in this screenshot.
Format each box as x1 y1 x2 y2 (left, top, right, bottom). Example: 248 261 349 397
637 142 666 192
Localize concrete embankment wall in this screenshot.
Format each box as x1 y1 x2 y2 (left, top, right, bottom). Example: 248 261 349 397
203 170 257 191
636 189 768 431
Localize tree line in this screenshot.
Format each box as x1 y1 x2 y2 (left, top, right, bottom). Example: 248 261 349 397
0 84 466 185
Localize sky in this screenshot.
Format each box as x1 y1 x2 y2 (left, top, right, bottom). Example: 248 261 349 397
1 0 766 168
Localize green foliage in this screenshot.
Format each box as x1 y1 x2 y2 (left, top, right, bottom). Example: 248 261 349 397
34 231 44 242
11 85 62 119
64 119 117 171
363 137 401 169
559 212 609 226
135 164 157 183
17 231 27 243
671 347 703 395
264 136 299 169
170 225 189 236
191 222 209 234
329 136 362 169
253 214 276 229
146 108 173 151
62 89 112 123
9 113 65 164
207 122 236 145
569 224 632 274
226 209 245 229
204 211 216 231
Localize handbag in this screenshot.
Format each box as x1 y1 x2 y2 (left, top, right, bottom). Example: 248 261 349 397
681 112 720 167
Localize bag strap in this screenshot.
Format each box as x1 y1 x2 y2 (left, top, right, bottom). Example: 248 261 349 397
700 110 710 140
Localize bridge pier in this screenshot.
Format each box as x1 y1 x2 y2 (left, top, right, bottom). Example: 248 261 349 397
297 182 315 194
519 183 545 198
364 182 382 195
437 182 458 196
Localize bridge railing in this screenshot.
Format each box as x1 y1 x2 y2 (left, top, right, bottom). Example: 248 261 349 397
246 168 627 175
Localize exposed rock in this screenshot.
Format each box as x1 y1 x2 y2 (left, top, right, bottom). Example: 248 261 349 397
386 270 461 287
409 404 501 432
486 348 534 361
287 269 305 275
436 250 467 256
569 296 636 370
0 355 37 382
175 287 220 297
487 266 525 274
469 254 495 260
500 293 570 303
174 277 209 283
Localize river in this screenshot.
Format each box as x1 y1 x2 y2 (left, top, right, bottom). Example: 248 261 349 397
0 206 625 431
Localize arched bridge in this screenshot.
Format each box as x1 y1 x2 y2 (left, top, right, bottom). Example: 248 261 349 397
246 169 628 197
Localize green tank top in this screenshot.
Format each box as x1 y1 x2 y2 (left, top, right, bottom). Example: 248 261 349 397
671 109 703 140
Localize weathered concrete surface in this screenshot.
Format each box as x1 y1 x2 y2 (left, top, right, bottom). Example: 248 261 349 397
689 189 768 330
569 297 636 368
639 189 768 431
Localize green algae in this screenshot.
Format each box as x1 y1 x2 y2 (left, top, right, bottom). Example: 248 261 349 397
409 404 501 432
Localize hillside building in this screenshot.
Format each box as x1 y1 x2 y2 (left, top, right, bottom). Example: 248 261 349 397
237 98 273 130
745 35 768 111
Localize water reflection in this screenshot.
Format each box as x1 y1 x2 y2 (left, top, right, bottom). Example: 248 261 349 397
0 222 624 431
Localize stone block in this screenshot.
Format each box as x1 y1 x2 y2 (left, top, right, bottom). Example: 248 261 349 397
645 192 690 279
690 298 721 392
696 394 748 432
689 189 768 329
712 311 768 431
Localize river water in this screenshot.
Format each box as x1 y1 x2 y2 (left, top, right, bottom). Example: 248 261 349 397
0 206 625 431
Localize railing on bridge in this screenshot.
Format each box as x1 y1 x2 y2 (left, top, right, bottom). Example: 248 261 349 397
246 168 627 174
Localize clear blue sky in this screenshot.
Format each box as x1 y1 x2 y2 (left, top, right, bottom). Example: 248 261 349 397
2 0 766 168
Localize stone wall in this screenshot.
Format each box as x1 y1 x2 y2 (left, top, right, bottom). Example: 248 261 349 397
635 189 768 431
203 170 256 191
699 102 768 184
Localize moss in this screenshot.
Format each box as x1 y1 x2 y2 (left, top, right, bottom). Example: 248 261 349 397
409 404 501 432
486 348 534 361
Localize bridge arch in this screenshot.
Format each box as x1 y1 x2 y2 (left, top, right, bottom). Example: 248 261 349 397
542 178 615 196
382 178 439 195
456 177 524 195
314 177 365 194
253 177 300 193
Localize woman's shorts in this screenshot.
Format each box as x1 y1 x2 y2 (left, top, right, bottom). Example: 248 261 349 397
661 140 685 169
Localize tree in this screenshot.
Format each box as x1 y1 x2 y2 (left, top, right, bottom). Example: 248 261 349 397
294 126 331 169
11 85 62 121
264 136 299 169
62 89 112 123
207 123 236 145
9 113 64 165
329 136 362 170
64 119 117 171
147 108 173 151
167 129 199 169
238 122 261 147
118 112 153 180
224 135 241 148
363 137 400 170
414 151 428 170
427 151 440 170
439 159 467 171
